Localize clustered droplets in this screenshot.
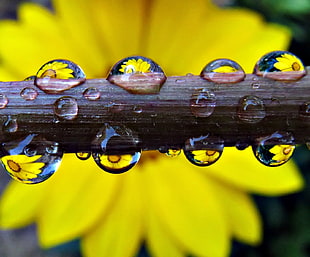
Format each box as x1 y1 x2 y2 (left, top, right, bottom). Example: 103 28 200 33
0 51 308 184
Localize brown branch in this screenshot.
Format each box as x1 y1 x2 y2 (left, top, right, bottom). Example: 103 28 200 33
0 70 309 154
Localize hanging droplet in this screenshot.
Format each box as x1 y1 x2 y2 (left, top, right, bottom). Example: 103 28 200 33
54 96 78 120
83 87 101 100
20 87 38 101
133 106 143 114
0 94 8 109
35 59 86 93
76 152 91 160
183 135 224 166
299 102 310 120
165 149 182 157
91 123 141 173
235 142 250 150
200 59 245 83
253 51 306 81
0 134 63 184
107 56 166 94
92 152 141 174
237 95 266 123
3 116 18 133
252 132 295 167
190 88 216 118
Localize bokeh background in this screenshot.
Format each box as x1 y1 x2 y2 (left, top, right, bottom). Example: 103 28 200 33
0 0 309 256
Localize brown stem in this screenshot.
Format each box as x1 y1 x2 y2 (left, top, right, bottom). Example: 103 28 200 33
0 70 309 154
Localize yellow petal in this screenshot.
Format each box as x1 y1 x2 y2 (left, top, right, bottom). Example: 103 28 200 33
0 181 47 228
208 179 261 245
205 147 303 195
81 170 144 257
37 154 120 248
144 154 230 257
146 209 185 257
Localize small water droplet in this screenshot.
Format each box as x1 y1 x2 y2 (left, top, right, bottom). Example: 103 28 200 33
252 132 295 167
91 123 141 173
20 87 38 101
186 73 194 76
299 102 310 120
3 116 18 133
133 106 143 114
76 152 91 160
165 149 181 157
235 142 250 150
190 88 216 118
183 135 224 166
54 96 78 120
201 59 245 83
251 83 260 89
92 152 141 174
237 95 266 124
0 134 63 184
0 94 8 109
107 56 166 94
83 87 101 100
253 51 306 81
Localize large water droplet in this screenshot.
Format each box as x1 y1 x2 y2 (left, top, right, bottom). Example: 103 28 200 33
54 96 78 120
252 132 295 167
200 58 245 83
299 102 310 120
83 87 101 101
35 59 86 93
3 116 18 133
183 135 224 166
253 51 306 81
190 88 216 118
237 95 266 123
20 87 38 101
92 152 141 174
107 56 166 94
92 123 141 173
0 94 8 109
0 134 63 184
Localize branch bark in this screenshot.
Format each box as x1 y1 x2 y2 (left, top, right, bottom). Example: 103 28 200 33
0 70 309 153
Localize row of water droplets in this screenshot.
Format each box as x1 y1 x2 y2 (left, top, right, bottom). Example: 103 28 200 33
0 51 309 184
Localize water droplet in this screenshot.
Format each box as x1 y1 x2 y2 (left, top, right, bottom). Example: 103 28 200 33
107 56 166 94
251 83 260 89
237 95 266 124
165 149 181 157
91 123 141 173
183 135 224 166
92 152 141 174
0 94 8 109
190 88 216 118
299 102 310 120
76 152 91 160
24 75 36 81
200 58 245 83
20 87 38 101
35 59 86 93
83 87 100 100
3 116 18 133
235 142 250 150
133 106 143 114
253 51 306 81
54 96 78 120
0 134 63 184
252 132 295 167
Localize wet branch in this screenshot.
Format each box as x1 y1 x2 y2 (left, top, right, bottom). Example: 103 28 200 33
0 70 309 153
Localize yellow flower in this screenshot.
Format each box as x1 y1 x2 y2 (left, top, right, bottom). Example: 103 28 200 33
274 53 305 71
1 155 44 183
0 1 303 257
36 60 75 79
270 145 295 166
119 58 151 73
